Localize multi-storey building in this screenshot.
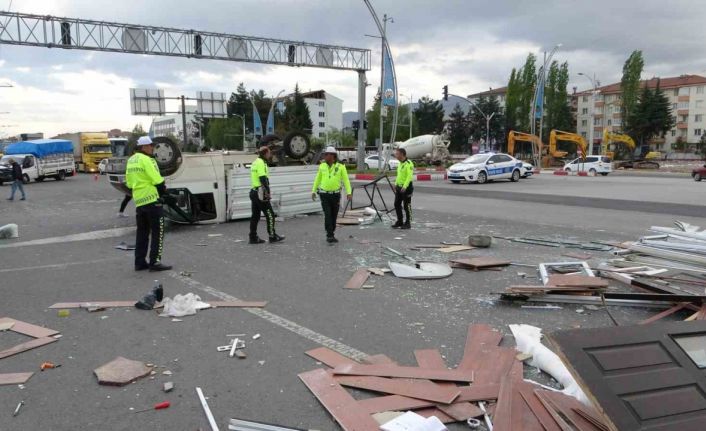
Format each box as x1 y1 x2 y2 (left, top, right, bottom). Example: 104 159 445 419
467 87 508 109
575 75 706 152
288 90 343 139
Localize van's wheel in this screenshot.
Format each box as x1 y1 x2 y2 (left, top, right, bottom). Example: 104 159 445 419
510 169 520 182
36 176 45 182
55 170 66 181
450 180 461 184
589 168 597 177
477 171 488 184
695 173 702 182
283 131 311 159
601 172 609 176
22 174 30 184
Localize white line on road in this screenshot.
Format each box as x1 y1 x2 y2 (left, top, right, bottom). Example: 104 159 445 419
168 271 369 361
0 257 121 273
0 227 135 249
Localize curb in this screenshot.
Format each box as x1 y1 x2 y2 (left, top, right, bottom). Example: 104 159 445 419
352 173 447 181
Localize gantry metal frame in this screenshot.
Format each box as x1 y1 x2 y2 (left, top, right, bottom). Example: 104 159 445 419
0 11 371 71
0 11 371 167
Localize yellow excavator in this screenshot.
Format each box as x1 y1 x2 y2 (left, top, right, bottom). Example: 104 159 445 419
547 130 587 166
602 130 660 169
507 131 542 168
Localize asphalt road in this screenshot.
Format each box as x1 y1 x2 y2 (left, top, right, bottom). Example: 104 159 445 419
0 173 702 430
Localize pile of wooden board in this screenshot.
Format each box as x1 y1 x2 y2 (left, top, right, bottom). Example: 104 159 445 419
298 324 608 430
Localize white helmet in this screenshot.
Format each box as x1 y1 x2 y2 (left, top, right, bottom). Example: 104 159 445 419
137 136 153 146
323 146 337 155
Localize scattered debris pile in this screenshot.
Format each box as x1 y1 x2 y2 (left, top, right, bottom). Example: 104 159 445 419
298 324 608 430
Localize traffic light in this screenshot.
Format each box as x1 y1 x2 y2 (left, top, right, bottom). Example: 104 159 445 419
442 85 448 101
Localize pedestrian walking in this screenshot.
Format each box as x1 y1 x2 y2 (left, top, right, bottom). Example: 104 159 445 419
392 148 414 229
6 159 26 201
311 146 352 243
125 136 172 271
117 193 131 217
249 146 285 244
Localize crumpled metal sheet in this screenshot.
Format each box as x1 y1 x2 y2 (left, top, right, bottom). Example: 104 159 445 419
388 261 453 280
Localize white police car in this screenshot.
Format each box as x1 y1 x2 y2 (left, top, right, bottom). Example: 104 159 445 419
447 153 523 184
521 162 534 178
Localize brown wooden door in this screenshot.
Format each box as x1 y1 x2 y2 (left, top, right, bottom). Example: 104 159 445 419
549 321 706 431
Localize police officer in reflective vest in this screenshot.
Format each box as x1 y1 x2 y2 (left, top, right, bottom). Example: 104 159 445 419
125 136 172 271
311 146 352 243
249 146 285 244
392 148 414 229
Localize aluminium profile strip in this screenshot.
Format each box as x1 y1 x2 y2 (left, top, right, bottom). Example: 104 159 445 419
629 243 706 267
538 262 595 285
229 418 304 431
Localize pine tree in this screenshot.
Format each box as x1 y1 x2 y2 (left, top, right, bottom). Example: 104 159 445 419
627 80 675 147
227 83 252 129
543 61 574 136
283 84 313 134
413 97 445 135
447 104 469 152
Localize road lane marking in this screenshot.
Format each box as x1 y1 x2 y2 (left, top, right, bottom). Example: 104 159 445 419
0 257 121 273
168 271 369 361
0 227 135 249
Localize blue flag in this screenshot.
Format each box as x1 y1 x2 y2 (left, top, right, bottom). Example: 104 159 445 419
534 70 545 119
382 45 396 107
266 106 275 135
252 102 263 137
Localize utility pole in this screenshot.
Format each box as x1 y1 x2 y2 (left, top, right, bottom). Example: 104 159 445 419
181 95 188 148
578 72 599 155
378 13 393 169
486 112 496 151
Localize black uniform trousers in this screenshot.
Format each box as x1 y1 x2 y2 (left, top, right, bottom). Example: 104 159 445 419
135 203 165 266
119 194 132 213
319 192 341 238
249 189 276 238
394 183 414 224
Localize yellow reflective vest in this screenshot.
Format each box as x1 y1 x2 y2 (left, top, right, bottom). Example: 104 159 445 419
125 152 164 207
312 162 352 194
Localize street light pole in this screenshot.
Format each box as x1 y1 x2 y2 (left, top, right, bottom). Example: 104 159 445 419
231 113 247 150
486 112 496 150
377 14 393 170
578 72 599 155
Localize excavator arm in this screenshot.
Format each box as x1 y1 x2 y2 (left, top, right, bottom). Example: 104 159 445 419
549 130 587 159
602 129 635 159
507 131 542 167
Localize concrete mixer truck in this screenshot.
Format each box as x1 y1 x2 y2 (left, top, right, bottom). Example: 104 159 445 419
396 134 451 165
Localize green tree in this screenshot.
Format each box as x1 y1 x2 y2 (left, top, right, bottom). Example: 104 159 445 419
447 104 470 152
543 61 574 136
627 80 675 147
310 128 356 151
621 50 645 132
505 68 521 133
281 84 313 134
227 83 252 130
468 95 506 150
504 54 537 133
698 133 706 159
366 98 418 145
413 97 445 135
205 117 245 150
127 124 146 148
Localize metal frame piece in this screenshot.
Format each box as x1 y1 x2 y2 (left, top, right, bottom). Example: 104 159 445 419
0 12 371 71
538 262 594 285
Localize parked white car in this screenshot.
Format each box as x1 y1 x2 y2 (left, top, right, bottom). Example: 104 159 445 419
98 158 109 175
364 154 399 170
447 153 523 184
563 156 612 176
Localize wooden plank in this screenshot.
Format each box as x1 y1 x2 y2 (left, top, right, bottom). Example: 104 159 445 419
639 302 691 325
0 337 58 360
458 324 503 371
450 257 511 269
492 375 514 431
537 390 604 431
413 349 447 369
437 402 483 421
332 363 473 382
562 252 593 260
334 375 461 404
358 395 436 414
344 269 370 290
547 275 609 288
415 408 456 424
0 317 59 338
512 382 545 430
437 245 474 253
336 218 361 226
456 384 501 402
361 354 397 365
474 347 518 385
517 383 562 431
305 347 357 368
49 301 136 309
0 372 34 385
298 369 385 431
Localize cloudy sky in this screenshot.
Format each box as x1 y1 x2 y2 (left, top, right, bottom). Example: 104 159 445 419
0 0 705 137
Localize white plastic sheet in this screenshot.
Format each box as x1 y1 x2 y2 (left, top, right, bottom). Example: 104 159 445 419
509 324 590 405
0 223 19 239
159 293 211 317
380 411 447 431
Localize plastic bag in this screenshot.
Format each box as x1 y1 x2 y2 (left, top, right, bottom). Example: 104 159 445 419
159 293 211 317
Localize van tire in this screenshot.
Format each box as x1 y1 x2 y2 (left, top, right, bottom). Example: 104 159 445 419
36 176 45 182
589 168 597 177
601 172 609 177
22 174 30 184
55 170 66 181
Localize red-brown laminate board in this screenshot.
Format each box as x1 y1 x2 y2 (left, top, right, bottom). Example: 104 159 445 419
492 375 514 431
358 395 435 414
305 347 357 368
344 269 370 290
546 275 609 288
450 257 511 268
512 381 544 431
437 402 483 421
0 337 58 360
517 383 562 431
458 324 503 371
0 317 59 338
361 354 397 365
413 349 447 369
456 384 501 402
473 347 517 385
334 375 460 404
536 390 603 431
298 369 380 431
48 301 136 309
0 372 34 385
639 302 691 325
573 407 610 431
333 363 473 382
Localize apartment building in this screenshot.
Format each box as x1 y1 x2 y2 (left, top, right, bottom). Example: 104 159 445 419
291 90 343 139
575 75 706 151
467 87 508 108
